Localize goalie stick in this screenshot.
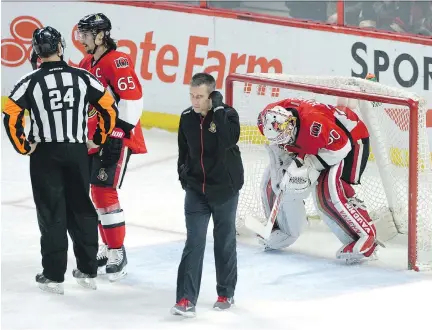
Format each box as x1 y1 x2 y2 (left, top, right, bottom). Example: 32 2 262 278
244 172 289 239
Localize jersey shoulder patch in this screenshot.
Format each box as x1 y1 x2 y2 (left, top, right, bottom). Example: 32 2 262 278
114 56 130 69
105 50 132 69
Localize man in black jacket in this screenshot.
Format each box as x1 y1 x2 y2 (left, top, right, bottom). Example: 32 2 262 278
171 73 244 317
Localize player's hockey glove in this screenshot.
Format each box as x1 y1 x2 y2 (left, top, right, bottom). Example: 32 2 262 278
209 91 224 112
178 163 189 190
99 128 124 166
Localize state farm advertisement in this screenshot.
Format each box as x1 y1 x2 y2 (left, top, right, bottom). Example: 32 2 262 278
1 1 431 120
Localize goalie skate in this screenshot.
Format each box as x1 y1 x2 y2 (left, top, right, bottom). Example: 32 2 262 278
106 245 128 282
337 242 379 264
35 273 64 295
72 269 97 290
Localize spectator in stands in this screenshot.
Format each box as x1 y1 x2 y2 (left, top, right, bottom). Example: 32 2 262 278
327 1 431 36
411 0 432 35
208 0 431 36
327 1 364 26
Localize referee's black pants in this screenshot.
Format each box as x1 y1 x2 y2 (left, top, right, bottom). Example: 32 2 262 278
30 143 98 282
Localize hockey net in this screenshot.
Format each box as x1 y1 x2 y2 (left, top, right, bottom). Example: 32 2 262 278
226 73 432 271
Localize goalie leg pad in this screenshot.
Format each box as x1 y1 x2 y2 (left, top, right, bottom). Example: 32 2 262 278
259 229 298 250
315 162 376 256
260 165 308 250
314 200 353 245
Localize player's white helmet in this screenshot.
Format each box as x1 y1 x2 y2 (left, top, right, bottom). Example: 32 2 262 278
260 106 297 145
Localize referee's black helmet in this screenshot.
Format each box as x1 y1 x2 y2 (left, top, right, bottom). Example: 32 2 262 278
32 26 65 58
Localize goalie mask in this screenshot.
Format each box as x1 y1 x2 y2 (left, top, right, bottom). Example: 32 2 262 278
260 106 298 145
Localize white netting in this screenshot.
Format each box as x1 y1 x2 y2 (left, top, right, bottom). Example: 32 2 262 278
231 73 432 270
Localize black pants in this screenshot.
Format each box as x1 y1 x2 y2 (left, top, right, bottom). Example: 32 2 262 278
30 143 98 282
176 189 239 305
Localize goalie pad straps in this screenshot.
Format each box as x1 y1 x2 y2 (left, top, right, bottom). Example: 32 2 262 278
316 161 376 255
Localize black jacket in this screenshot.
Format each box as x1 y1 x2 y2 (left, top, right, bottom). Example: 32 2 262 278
177 104 244 205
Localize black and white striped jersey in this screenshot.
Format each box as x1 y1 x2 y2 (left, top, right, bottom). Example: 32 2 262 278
3 60 118 155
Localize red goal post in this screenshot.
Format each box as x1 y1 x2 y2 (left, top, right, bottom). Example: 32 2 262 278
225 72 431 271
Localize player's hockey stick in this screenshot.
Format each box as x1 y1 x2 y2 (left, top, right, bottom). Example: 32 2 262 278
244 172 288 239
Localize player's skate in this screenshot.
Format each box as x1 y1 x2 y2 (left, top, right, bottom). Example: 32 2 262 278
35 273 64 295
170 298 196 318
106 245 127 282
96 244 108 274
213 296 235 310
72 269 97 290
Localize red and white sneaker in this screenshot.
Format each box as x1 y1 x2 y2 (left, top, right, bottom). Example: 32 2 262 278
213 296 235 310
170 298 196 318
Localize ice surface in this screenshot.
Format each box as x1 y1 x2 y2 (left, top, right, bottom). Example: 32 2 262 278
2 128 432 330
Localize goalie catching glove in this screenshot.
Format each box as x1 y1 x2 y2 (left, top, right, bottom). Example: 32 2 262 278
279 156 321 193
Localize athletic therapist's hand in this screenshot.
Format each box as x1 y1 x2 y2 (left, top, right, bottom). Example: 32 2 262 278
209 91 224 111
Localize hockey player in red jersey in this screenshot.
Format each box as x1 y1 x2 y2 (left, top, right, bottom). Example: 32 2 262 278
257 98 378 262
76 13 147 281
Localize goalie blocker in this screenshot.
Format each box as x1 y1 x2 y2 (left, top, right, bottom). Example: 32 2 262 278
255 98 379 262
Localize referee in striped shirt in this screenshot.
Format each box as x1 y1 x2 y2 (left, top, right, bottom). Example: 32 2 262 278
2 26 118 294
